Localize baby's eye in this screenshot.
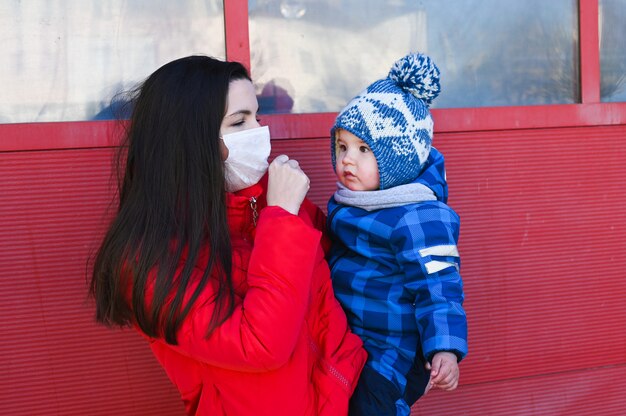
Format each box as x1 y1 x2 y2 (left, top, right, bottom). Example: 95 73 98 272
359 146 370 153
337 143 346 152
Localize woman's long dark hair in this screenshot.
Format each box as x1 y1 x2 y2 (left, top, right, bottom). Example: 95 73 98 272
90 56 250 344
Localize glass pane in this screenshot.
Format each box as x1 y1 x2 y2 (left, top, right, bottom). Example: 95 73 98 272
600 0 626 102
0 0 224 124
249 0 579 113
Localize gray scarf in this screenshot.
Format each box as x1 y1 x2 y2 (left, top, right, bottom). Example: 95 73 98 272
333 182 437 211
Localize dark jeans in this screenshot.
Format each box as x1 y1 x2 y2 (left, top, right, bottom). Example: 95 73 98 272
349 357 430 416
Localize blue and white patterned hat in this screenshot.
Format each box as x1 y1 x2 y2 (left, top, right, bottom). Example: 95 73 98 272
331 53 441 190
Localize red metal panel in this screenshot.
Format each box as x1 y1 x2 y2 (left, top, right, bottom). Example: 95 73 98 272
428 102 626 134
0 149 184 415
0 120 122 152
435 125 626 386
4 103 626 153
1 124 625 414
411 364 626 415
262 103 626 139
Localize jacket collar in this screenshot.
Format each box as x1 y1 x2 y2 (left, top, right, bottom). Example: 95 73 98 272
226 176 267 238
415 147 449 203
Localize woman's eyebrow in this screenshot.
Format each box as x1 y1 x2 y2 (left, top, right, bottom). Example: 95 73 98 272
224 109 253 118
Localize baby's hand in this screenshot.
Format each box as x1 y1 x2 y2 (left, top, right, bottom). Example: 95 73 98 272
425 352 459 391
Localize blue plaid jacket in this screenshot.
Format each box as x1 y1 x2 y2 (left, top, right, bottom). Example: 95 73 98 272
327 148 468 397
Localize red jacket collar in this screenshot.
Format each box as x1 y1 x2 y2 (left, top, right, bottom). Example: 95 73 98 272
226 175 267 238
226 175 266 209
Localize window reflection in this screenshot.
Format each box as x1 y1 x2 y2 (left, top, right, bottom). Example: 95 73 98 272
0 0 224 124
249 0 579 113
600 0 626 102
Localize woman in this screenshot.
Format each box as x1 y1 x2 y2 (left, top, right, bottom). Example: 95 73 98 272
90 55 366 415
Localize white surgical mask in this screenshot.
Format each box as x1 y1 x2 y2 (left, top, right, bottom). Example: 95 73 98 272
222 125 271 192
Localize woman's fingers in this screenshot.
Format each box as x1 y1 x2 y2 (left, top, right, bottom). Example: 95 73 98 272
267 155 310 215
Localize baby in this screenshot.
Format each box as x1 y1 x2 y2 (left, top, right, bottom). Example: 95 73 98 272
327 53 468 415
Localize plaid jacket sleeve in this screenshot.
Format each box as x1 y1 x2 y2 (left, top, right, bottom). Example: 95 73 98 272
390 201 468 362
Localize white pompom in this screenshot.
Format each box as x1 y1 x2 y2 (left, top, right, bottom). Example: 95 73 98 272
388 53 441 106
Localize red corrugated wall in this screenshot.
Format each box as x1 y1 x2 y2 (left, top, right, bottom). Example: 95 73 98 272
0 149 184 415
1 124 625 415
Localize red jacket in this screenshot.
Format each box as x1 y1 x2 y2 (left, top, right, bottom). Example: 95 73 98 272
141 183 366 415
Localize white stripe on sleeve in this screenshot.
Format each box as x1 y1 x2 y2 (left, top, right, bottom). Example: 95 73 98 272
418 244 459 258
424 260 459 274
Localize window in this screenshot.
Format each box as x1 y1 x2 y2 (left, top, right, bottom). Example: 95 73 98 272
1 0 624 136
0 0 225 123
249 0 579 114
600 0 626 102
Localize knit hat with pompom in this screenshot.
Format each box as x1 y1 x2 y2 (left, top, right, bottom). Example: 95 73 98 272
331 53 441 190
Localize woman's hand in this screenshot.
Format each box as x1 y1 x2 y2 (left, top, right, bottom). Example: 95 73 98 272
267 154 310 215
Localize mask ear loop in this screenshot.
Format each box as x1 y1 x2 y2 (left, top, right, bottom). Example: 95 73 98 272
218 135 229 162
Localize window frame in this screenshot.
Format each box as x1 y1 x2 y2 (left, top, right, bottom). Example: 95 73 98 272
1 0 625 151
